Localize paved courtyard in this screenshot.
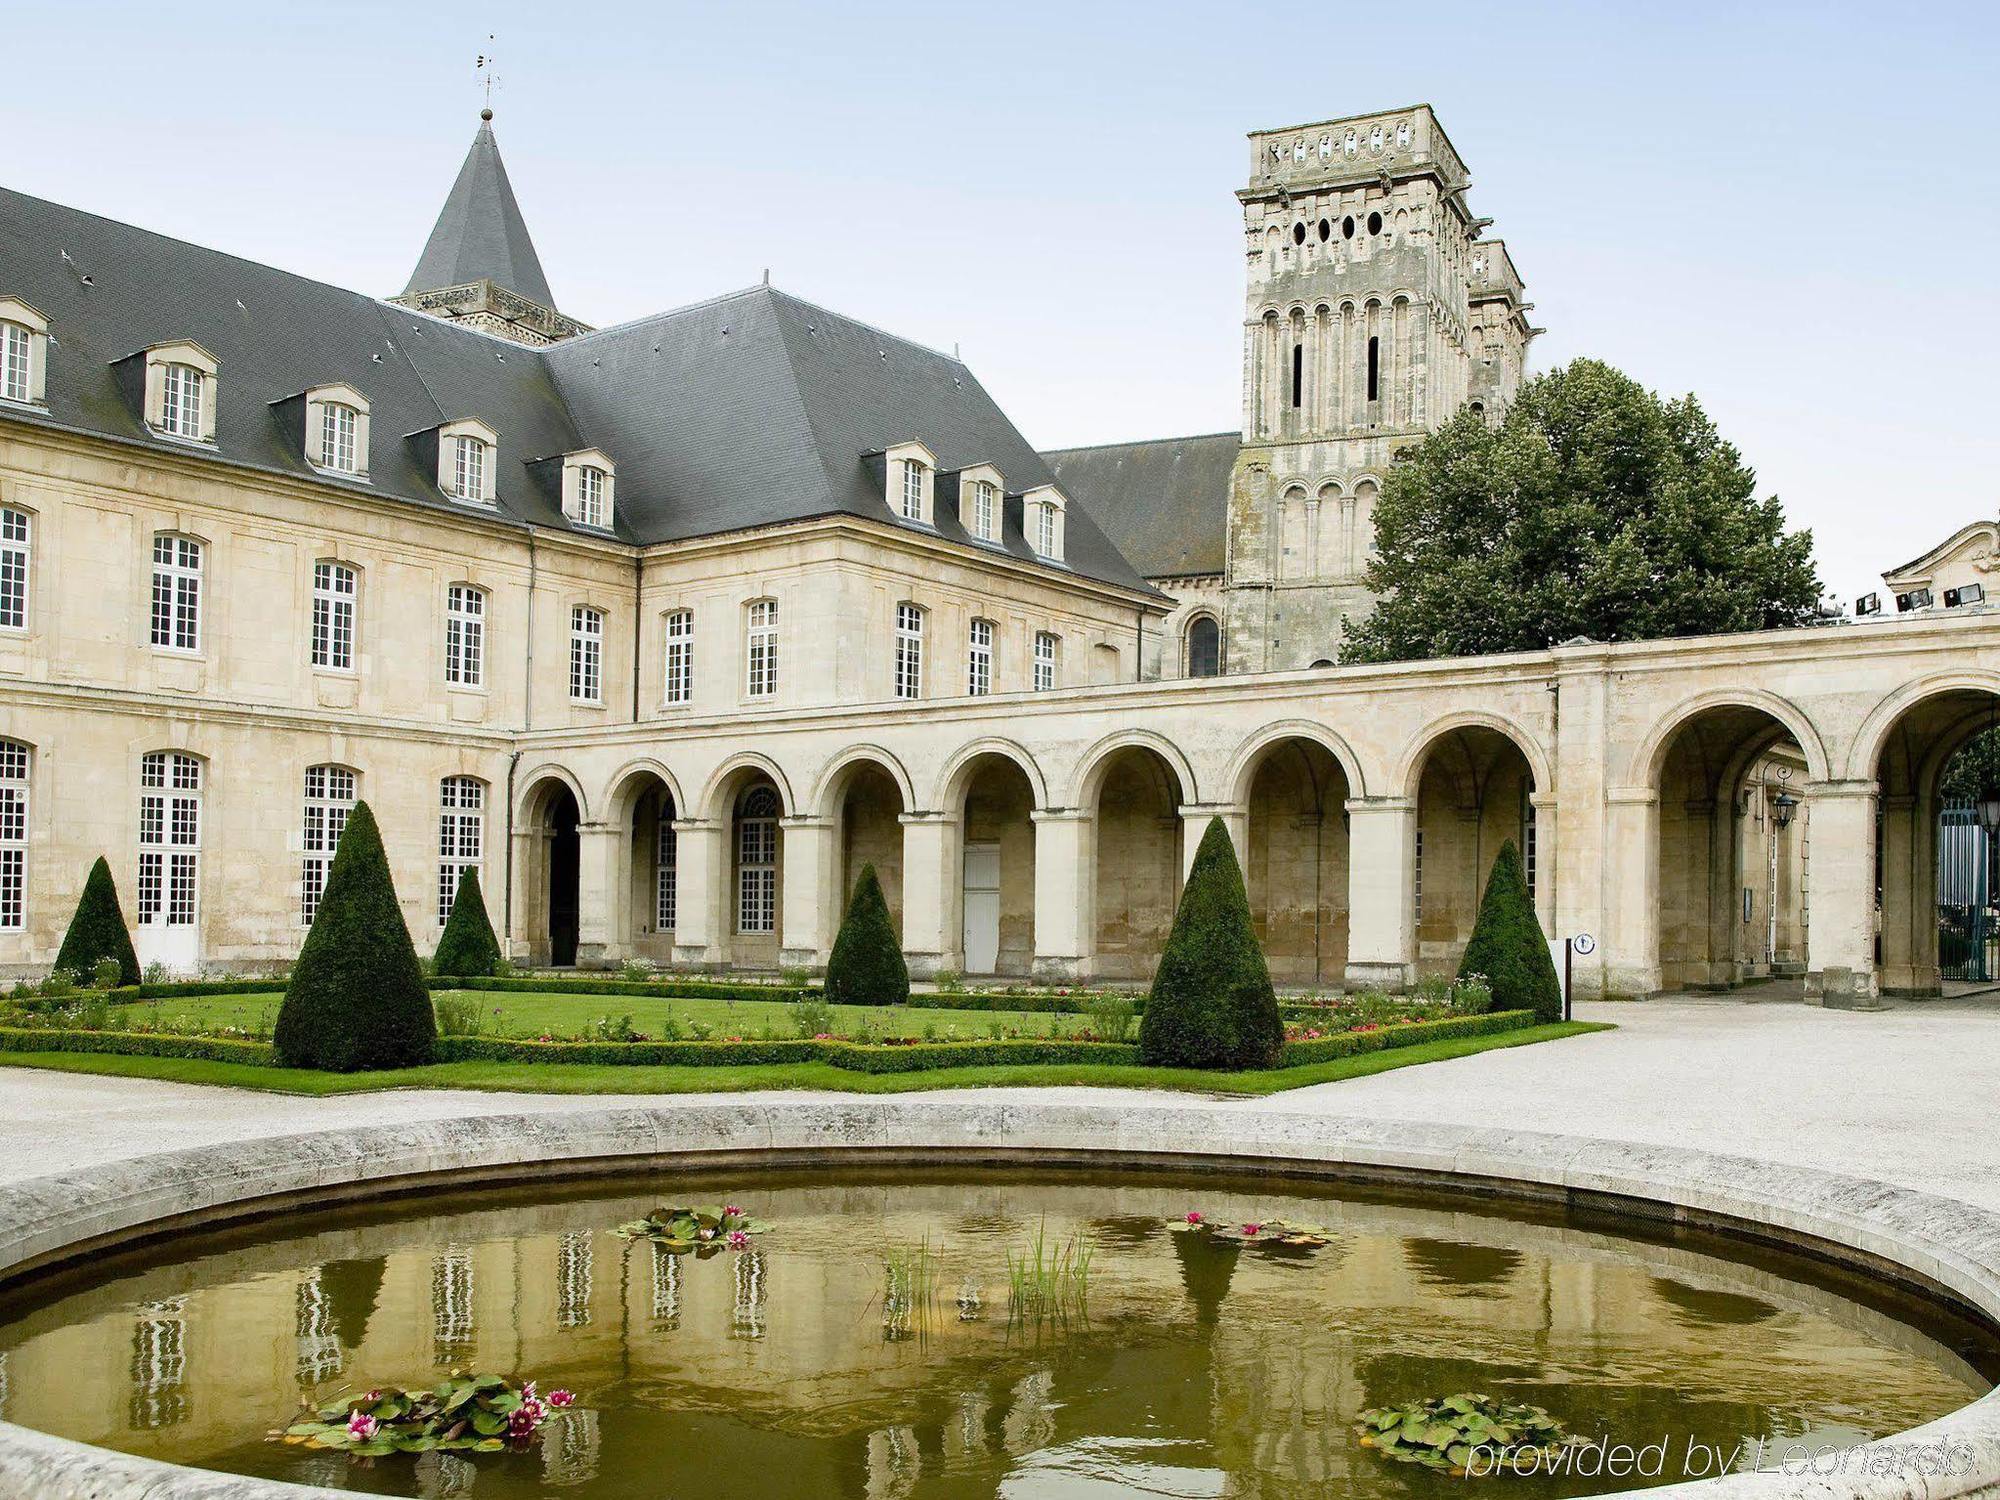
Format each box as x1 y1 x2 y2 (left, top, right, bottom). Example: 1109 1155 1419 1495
3 995 1996 1206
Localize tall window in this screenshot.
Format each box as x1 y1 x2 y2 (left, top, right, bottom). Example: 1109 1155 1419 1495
737 786 779 934
0 323 29 405
452 435 487 501
657 811 678 930
149 535 202 652
746 600 778 698
968 620 992 696
0 508 29 630
318 403 358 473
970 480 997 541
160 363 203 440
437 776 484 924
1187 615 1222 677
138 751 201 931
1523 796 1538 904
1413 826 1424 923
0 740 28 931
900 459 925 521
1366 335 1380 404
569 606 604 703
663 609 693 704
311 561 356 670
1034 502 1057 558
444 584 484 687
1033 630 1059 691
894 603 924 700
575 466 608 528
299 765 355 925
1291 343 1304 408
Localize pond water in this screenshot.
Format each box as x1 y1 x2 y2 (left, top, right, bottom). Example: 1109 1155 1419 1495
0 1166 1991 1499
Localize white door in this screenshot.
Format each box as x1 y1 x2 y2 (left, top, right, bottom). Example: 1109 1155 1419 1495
962 842 1001 975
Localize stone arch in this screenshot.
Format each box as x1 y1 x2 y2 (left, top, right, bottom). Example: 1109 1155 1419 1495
1227 719 1369 805
1396 711 1550 803
1632 688 1831 790
698 752 796 823
808 744 917 820
1068 728 1196 810
813 746 912 945
515 762 589 826
601 757 685 964
517 767 586 968
1844 671 2000 783
934 737 1048 814
602 756 686 825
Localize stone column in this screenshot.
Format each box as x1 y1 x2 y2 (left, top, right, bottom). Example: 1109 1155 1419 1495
1876 793 1923 994
669 819 724 969
1303 498 1320 578
1802 779 1880 1008
1601 789 1661 996
1031 810 1094 981
1344 797 1414 990
574 823 622 969
1178 804 1246 877
507 824 543 965
899 812 961 978
778 814 834 972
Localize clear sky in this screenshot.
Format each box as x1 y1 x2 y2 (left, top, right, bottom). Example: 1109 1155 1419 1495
5 1 1995 602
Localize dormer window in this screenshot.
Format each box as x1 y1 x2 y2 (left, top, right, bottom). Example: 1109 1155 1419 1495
0 298 47 408
560 450 616 530
880 441 936 526
139 341 219 444
972 481 998 540
454 434 486 499
1024 485 1068 562
435 419 498 505
955 463 1006 544
302 384 370 478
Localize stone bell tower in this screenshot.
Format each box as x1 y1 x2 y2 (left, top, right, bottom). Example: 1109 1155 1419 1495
1223 105 1537 669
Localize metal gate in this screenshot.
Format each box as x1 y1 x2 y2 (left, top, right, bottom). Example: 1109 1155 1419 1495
1938 803 1993 982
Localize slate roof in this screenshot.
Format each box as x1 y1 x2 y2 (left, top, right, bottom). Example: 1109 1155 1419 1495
403 114 557 308
1041 431 1240 578
0 185 1159 596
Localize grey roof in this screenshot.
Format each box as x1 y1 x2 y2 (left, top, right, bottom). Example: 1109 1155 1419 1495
0 185 1159 596
402 113 557 309
1041 431 1240 578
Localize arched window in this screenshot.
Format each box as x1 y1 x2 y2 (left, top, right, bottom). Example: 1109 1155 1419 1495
159 362 205 440
445 584 485 687
0 738 28 930
0 506 30 631
318 402 359 474
451 433 488 502
438 776 485 925
894 602 924 700
967 617 994 696
736 785 780 934
137 751 202 933
150 534 202 652
569 605 604 703
300 765 356 925
1033 630 1059 691
1187 615 1222 678
663 609 694 705
311 561 357 671
745 600 778 698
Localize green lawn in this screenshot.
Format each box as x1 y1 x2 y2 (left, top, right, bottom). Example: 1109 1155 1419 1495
102 991 1106 1042
0 1021 1608 1096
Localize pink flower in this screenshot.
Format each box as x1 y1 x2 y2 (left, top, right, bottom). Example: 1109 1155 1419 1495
727 1230 749 1248
1184 1211 1204 1224
346 1412 379 1441
1242 1222 1263 1236
724 1204 744 1217
522 1381 537 1400
547 1389 576 1409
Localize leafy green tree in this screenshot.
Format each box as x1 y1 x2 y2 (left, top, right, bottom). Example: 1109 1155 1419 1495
1139 818 1283 1069
1941 727 2000 804
1342 359 1821 663
1457 840 1562 1023
823 863 908 1006
432 865 501 978
53 856 140 986
273 800 435 1071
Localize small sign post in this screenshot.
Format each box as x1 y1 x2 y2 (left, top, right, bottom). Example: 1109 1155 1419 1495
1565 933 1596 1021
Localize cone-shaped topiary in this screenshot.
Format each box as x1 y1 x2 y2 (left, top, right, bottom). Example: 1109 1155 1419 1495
53 856 140 986
1139 817 1283 1069
1458 839 1562 1023
822 863 908 1006
432 865 501 978
273 800 435 1071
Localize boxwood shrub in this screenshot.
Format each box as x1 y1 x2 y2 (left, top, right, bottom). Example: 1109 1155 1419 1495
0 1027 275 1065
434 1035 1141 1072
426 976 819 1003
1277 1009 1531 1065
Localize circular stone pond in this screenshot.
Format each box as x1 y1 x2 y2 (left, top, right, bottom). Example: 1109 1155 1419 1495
0 1162 1994 1500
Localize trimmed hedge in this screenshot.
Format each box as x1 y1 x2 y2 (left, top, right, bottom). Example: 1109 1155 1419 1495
824 864 909 1006
1276 1009 1532 1065
435 1035 1141 1073
919 990 1134 1015
1459 840 1563 1024
425 976 819 1002
53 857 140 987
0 1027 275 1065
432 867 502 978
1139 818 1284 1070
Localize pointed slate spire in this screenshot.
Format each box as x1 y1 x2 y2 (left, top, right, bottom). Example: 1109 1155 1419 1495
403 109 555 308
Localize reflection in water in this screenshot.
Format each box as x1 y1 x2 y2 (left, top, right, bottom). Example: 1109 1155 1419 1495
0 1169 1989 1500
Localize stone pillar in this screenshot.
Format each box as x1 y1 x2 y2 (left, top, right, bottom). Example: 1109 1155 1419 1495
778 815 834 971
507 825 543 965
1803 780 1880 1008
1876 793 1928 995
1345 797 1414 990
574 823 621 969
899 812 961 978
1601 789 1660 997
1178 804 1246 878
1031 810 1094 981
669 819 724 969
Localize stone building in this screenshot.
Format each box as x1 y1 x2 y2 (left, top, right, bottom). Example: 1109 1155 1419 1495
0 105 1994 1002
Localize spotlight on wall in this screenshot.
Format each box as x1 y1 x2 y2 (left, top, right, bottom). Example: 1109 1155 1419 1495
1854 592 1881 616
1896 588 1935 612
1946 583 1986 608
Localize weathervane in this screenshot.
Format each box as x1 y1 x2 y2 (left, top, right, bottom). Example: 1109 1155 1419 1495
476 36 499 117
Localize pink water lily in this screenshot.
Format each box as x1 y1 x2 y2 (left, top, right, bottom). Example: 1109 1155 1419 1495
547 1389 576 1409
727 1230 749 1248
724 1204 744 1217
1184 1211 1204 1225
1242 1222 1263 1236
345 1412 379 1441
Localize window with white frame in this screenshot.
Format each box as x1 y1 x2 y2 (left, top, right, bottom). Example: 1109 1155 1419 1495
569 605 604 703
899 459 925 521
1033 501 1058 558
575 465 608 528
0 508 29 630
318 402 359 474
967 617 994 696
970 480 997 541
0 739 28 931
1033 631 1059 691
159 363 204 440
310 561 357 671
663 609 693 704
0 323 31 406
149 535 202 652
451 434 488 502
736 785 779 934
746 600 777 698
138 751 201 931
893 602 924 700
444 584 485 687
299 765 356 926
437 776 484 924
657 811 678 930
